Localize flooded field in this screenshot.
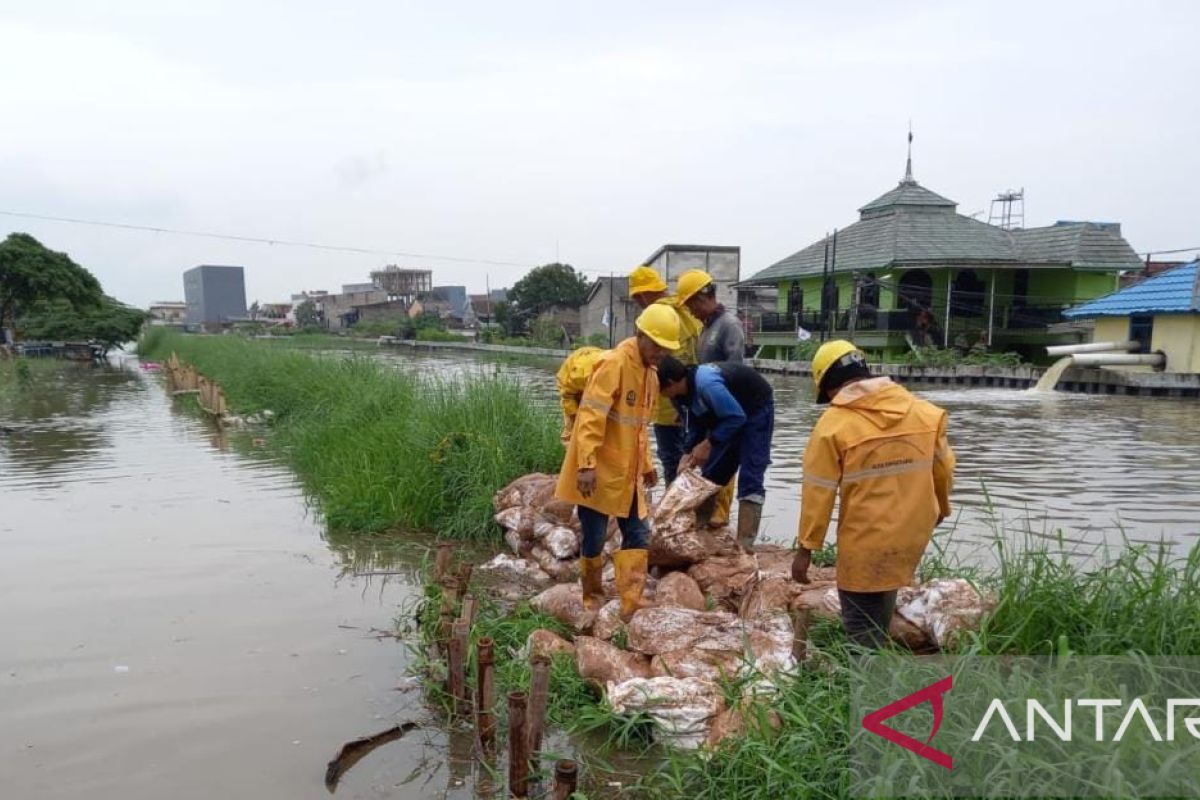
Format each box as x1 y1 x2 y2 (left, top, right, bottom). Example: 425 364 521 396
2 349 1198 799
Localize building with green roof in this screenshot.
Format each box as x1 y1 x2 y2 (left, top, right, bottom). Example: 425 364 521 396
738 156 1144 361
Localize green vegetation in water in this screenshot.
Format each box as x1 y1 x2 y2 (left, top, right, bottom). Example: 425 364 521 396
406 531 1200 800
139 328 562 538
891 345 1025 367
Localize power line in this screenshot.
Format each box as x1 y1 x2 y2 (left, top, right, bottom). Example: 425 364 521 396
0 209 537 269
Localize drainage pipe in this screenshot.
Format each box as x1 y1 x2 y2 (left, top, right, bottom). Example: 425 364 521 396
1070 352 1165 368
1045 340 1139 356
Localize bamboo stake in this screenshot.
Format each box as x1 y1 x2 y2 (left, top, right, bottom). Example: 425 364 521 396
476 637 497 754
552 760 578 800
434 542 453 583
526 657 551 768
791 607 812 664
456 561 474 589
460 595 478 630
507 691 529 799
448 620 469 717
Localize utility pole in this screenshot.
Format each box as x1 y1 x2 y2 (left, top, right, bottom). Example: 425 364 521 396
820 234 829 343
607 272 614 348
827 228 839 341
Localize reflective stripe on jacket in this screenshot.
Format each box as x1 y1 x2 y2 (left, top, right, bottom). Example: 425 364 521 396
556 346 606 420
798 377 955 592
652 297 702 426
555 337 657 518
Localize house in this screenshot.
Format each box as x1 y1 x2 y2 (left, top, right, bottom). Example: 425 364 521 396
182 265 248 332
579 276 638 345
736 158 1143 360
644 244 741 310
148 301 187 327
1064 260 1200 374
318 288 389 331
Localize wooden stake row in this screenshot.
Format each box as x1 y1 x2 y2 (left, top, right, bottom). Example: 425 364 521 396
430 541 577 799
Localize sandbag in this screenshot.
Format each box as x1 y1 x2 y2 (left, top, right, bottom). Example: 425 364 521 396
648 470 732 567
626 607 796 677
493 473 557 512
476 553 552 591
530 583 597 632
654 571 707 611
540 525 580 560
530 546 576 582
650 648 742 681
607 676 726 750
575 636 652 686
591 600 625 642
738 577 803 620
895 578 993 649
688 553 758 607
526 629 576 661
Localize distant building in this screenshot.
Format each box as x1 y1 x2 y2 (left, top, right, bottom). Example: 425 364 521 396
319 288 389 331
148 301 187 327
370 266 433 304
183 265 247 331
1065 260 1200 374
736 153 1143 360
644 244 741 310
341 282 378 294
432 286 469 319
579 276 638 344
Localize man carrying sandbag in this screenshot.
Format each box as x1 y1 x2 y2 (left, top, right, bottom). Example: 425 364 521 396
656 356 774 553
556 305 680 620
791 340 956 648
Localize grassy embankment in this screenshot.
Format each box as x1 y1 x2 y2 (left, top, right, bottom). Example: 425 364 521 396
139 327 562 539
413 529 1200 799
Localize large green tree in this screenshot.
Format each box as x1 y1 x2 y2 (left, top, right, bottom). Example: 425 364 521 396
19 296 148 354
507 262 589 323
0 233 103 336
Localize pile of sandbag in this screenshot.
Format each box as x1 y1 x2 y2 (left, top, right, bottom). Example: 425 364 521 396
483 471 995 749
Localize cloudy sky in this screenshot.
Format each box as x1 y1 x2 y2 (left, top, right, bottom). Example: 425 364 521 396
1 1 1196 308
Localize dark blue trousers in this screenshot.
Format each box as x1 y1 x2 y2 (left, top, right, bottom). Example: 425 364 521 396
653 423 686 486
701 401 774 503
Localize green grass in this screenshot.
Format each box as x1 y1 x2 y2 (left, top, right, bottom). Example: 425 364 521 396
139 328 562 538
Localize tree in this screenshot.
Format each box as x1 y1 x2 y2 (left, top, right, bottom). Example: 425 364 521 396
507 263 589 321
0 233 102 337
18 296 147 354
294 300 320 329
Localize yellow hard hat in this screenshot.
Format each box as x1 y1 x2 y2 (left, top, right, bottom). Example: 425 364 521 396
635 303 681 350
675 269 714 304
811 339 865 401
628 265 667 295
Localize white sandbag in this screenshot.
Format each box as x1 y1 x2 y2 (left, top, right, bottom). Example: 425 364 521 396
895 578 992 649
607 676 726 750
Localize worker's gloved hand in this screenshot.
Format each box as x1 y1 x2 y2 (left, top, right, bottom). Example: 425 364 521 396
690 439 712 466
791 548 812 584
577 468 597 497
642 469 658 488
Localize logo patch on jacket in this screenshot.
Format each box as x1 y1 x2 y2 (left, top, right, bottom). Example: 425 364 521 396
625 390 637 406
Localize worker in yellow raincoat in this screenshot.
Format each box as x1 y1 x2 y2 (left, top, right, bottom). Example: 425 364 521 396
555 304 680 620
555 346 606 442
791 340 956 648
626 265 701 484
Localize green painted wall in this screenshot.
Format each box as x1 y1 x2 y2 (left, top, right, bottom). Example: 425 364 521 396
1075 271 1119 300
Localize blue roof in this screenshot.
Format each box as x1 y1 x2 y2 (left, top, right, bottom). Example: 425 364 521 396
1064 261 1200 318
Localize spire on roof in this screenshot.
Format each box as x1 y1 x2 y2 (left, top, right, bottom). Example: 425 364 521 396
903 123 915 184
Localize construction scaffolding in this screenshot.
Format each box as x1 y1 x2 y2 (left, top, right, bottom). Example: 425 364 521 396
370 265 433 304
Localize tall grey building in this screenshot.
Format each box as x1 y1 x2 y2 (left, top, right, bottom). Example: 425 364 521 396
183 265 248 331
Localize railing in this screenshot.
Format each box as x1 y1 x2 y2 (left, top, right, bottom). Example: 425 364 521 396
750 305 1068 337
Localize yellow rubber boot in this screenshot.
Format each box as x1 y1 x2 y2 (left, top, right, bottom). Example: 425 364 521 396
613 548 652 621
710 480 735 527
579 555 605 610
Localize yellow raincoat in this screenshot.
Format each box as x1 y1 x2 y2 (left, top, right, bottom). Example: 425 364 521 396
798 377 955 592
555 337 657 518
556 346 606 439
652 297 702 425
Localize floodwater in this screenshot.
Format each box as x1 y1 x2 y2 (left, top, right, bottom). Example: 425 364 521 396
3 349 1199 799
0 360 490 800
375 349 1200 561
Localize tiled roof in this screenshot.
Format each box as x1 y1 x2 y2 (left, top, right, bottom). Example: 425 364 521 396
1064 261 1200 318
743 180 1144 284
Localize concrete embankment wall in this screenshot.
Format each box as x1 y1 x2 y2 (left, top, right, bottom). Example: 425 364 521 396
377 338 1200 397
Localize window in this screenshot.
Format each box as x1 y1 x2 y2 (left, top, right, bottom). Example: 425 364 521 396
1129 315 1153 353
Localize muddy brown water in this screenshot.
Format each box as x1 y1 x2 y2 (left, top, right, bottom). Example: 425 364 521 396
2 351 1198 799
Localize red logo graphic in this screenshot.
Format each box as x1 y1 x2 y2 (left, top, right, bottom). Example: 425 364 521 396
862 675 953 770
